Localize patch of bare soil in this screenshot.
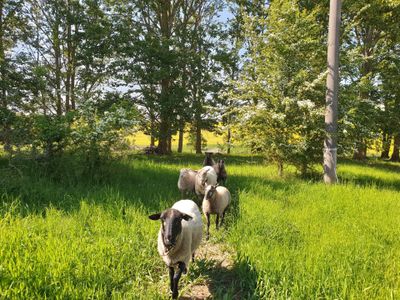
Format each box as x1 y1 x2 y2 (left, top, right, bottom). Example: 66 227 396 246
180 240 239 300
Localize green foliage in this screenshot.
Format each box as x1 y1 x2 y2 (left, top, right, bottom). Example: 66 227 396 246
339 0 400 157
230 0 326 175
70 98 138 171
32 114 74 156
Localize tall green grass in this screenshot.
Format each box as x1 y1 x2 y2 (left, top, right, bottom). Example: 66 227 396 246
227 159 400 299
1 154 399 299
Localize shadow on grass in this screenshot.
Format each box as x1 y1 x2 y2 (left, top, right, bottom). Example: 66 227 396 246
338 159 400 192
339 174 400 192
128 152 265 167
187 257 258 300
0 156 187 215
0 152 296 219
340 158 400 173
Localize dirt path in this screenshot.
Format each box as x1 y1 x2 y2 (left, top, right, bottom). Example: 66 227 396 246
180 239 241 300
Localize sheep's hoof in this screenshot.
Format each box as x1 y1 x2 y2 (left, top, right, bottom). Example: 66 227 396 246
206 235 209 241
172 291 178 299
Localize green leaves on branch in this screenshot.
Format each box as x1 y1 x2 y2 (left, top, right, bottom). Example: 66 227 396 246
229 0 326 176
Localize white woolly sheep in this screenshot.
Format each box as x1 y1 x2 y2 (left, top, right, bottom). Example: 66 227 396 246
149 200 203 299
177 168 198 197
195 166 218 198
202 185 231 240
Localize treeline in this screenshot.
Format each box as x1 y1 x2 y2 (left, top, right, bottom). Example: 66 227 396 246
0 0 399 175
0 0 231 159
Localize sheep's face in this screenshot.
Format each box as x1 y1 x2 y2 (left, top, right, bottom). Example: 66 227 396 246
149 209 192 249
204 185 217 201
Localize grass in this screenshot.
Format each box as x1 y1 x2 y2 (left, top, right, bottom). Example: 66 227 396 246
0 154 399 299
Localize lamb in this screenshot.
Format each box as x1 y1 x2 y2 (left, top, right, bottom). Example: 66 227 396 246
149 200 203 299
177 168 197 197
195 166 218 198
202 184 231 240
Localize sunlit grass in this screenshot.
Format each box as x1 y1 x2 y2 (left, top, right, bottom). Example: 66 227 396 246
1 154 399 299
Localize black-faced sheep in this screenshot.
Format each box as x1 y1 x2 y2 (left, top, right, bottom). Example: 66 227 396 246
203 152 216 167
213 159 227 184
202 184 231 240
195 166 218 198
203 153 228 184
149 200 203 299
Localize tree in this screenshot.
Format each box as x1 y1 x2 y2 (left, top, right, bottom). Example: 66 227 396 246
0 0 26 152
323 0 341 184
230 0 326 176
113 0 224 154
340 0 399 159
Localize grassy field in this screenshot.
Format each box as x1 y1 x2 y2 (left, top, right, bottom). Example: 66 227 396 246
0 154 399 299
126 130 250 154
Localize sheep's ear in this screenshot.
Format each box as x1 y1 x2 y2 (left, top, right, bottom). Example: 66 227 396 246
181 214 192 221
148 213 161 220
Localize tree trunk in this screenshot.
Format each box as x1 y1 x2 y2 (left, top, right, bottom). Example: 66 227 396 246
195 122 202 154
157 75 172 154
0 2 11 153
157 117 170 154
227 127 231 154
381 133 391 159
278 162 283 177
167 134 172 153
53 14 62 116
0 1 4 106
150 112 155 147
323 0 341 184
0 1 4 105
390 133 400 162
178 125 184 153
71 23 77 110
353 141 367 160
156 2 173 155
65 0 72 112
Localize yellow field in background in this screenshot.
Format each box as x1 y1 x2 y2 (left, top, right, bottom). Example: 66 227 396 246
126 130 224 151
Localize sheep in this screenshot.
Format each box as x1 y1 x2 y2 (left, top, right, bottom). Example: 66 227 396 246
149 200 203 299
177 168 197 197
213 159 227 184
195 166 218 198
203 153 228 185
203 152 216 167
202 184 231 240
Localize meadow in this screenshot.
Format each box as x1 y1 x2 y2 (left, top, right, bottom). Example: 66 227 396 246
0 153 399 299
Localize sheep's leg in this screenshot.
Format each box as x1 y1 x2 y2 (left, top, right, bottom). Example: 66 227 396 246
172 262 186 299
220 209 227 227
216 214 220 230
192 252 195 262
169 266 174 293
206 213 210 240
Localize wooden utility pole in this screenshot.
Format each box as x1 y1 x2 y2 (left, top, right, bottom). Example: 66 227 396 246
323 0 342 184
